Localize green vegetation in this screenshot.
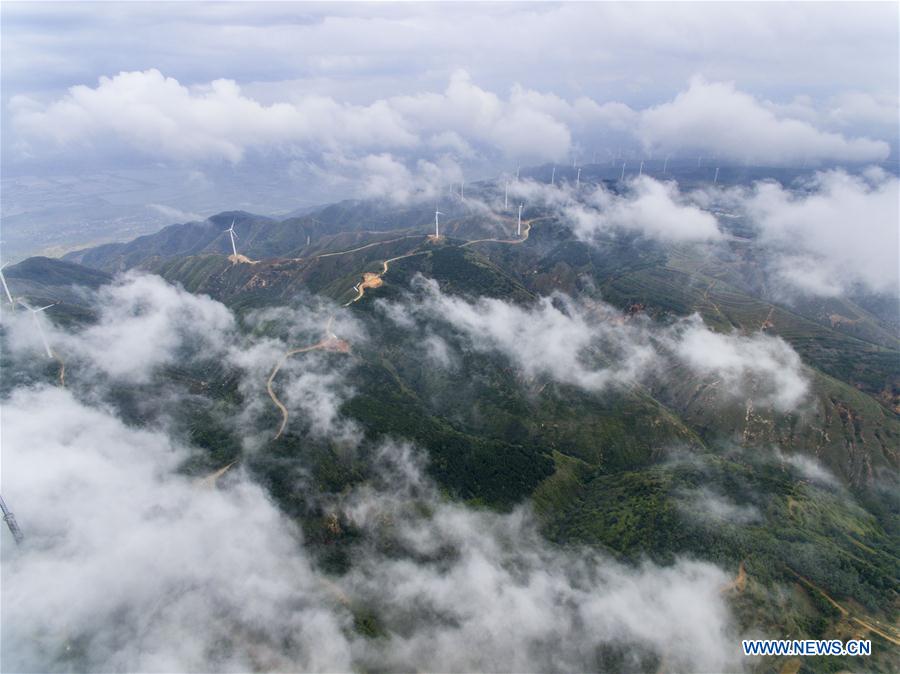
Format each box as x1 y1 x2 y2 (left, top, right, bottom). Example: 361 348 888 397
12 197 898 671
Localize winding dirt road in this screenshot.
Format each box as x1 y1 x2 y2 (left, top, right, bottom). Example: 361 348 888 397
314 235 424 260
460 216 543 247
343 251 429 306
266 214 548 437
266 333 351 440
195 461 237 489
344 216 547 306
786 567 900 646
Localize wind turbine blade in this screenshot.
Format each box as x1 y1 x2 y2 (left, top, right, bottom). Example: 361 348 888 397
36 304 56 312
33 318 53 359
0 269 14 305
17 299 33 311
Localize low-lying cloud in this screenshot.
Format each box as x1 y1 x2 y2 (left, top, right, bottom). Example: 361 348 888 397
737 169 899 297
1 268 742 671
510 168 898 299
380 277 810 412
509 175 723 243
1 387 740 673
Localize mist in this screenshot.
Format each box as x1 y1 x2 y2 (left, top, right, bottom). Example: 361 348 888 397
1 270 744 673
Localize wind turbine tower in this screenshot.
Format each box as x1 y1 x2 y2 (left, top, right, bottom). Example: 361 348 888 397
517 203 523 236
0 494 24 545
576 168 581 188
0 263 16 310
663 156 669 175
504 181 509 210
434 209 443 238
620 162 626 181
17 300 55 359
551 167 556 186
639 160 644 177
714 167 720 185
225 220 239 257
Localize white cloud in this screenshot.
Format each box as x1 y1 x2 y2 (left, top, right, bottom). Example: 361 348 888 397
739 169 899 296
574 176 723 242
11 69 416 163
4 272 234 384
11 69 891 174
774 450 840 487
670 315 809 411
337 443 739 673
638 77 890 165
147 203 206 223
509 176 722 243
11 68 573 166
677 487 762 526
384 277 810 411
320 152 464 205
1 386 353 672
1 391 740 672
1 257 755 673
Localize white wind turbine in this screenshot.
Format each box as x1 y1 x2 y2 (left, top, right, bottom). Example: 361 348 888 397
663 155 670 175
504 181 509 210
714 167 720 185
434 208 443 238
18 299 56 358
517 203 523 236
225 219 239 257
639 160 644 176
620 161 626 181
576 168 581 188
551 166 556 186
0 263 16 311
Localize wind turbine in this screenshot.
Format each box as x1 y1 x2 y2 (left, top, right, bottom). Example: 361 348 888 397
225 219 239 257
434 208 443 238
714 167 720 185
517 203 523 236
516 165 520 181
504 181 509 210
17 299 56 359
576 168 581 188
620 162 626 181
0 494 24 545
639 160 644 177
663 156 669 175
0 263 16 310
551 166 556 186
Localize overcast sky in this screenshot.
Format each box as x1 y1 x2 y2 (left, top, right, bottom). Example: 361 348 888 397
1 2 897 254
4 2 897 162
